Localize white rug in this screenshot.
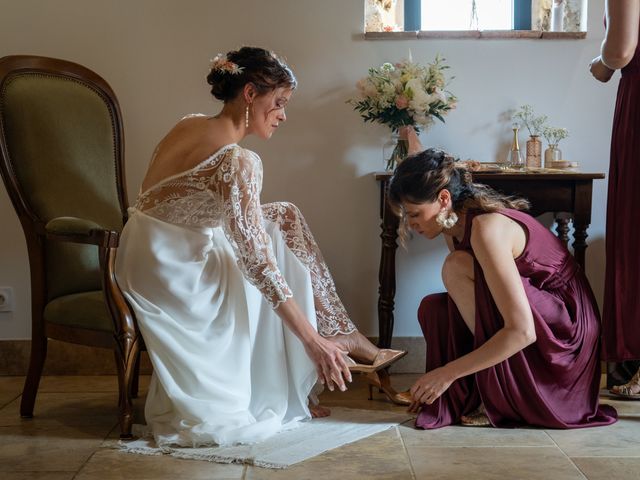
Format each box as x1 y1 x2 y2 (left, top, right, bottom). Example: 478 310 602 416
116 407 413 469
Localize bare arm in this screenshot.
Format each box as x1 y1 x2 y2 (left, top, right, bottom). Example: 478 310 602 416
410 215 535 406
602 0 640 69
399 126 423 155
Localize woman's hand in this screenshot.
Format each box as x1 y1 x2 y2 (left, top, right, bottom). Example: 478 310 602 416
407 366 455 412
398 126 423 155
589 55 615 83
303 335 352 392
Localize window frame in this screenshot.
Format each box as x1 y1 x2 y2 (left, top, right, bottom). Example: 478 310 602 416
365 0 586 40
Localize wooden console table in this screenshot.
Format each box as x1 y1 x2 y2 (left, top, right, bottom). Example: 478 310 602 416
374 171 606 349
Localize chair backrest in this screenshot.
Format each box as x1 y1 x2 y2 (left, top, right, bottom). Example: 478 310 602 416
0 56 128 301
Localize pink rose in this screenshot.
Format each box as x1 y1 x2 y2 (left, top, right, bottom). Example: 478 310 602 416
395 95 409 109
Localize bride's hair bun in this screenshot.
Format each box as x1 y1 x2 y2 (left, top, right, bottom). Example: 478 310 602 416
206 46 297 102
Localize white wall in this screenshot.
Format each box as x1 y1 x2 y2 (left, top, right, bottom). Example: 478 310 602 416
0 0 616 339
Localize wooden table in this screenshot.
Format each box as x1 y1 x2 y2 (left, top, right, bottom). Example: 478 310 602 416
374 171 606 349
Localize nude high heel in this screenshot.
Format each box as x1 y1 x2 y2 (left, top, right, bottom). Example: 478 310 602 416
363 369 412 406
346 349 407 373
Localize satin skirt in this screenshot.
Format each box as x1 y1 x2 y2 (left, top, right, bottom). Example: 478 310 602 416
115 210 317 447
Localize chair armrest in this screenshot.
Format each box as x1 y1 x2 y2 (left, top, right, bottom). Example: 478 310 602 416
44 216 120 248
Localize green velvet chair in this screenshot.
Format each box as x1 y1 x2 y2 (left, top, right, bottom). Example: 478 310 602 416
0 55 142 438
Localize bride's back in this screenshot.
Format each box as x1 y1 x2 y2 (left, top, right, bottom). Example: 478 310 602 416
141 115 230 193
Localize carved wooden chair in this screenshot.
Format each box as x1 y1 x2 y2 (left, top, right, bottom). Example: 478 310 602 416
0 55 142 438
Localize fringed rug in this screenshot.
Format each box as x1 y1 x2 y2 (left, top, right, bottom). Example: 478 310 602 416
115 407 412 469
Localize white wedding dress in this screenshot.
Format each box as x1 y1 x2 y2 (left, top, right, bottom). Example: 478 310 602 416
115 134 355 448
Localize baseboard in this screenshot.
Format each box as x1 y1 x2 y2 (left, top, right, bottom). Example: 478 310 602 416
0 337 428 376
372 337 426 374
0 339 153 376
0 339 608 385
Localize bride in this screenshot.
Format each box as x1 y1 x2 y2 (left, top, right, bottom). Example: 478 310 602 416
115 46 405 448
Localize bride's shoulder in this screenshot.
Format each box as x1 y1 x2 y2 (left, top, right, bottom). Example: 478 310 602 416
180 113 208 120
227 145 262 170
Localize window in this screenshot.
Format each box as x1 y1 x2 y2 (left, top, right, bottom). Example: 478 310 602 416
421 0 514 31
364 0 587 37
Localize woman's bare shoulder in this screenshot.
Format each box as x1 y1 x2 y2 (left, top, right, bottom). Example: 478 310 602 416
470 212 525 257
470 212 519 245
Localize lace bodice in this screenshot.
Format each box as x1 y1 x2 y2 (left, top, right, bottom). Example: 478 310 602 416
135 144 293 308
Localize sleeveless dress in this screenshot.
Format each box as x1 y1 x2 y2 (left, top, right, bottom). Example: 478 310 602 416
416 209 617 429
115 129 355 447
602 30 640 361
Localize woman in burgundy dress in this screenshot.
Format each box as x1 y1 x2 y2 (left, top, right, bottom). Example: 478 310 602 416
590 0 640 397
388 146 617 428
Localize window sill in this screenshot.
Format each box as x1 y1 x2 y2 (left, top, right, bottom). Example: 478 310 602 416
364 30 587 40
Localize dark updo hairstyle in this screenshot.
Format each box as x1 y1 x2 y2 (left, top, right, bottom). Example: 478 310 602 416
389 148 529 239
206 46 297 102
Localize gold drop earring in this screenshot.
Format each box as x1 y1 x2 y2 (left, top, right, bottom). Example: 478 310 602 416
245 105 249 128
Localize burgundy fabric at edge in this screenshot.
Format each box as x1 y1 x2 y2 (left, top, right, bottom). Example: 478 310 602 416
602 32 640 361
415 209 617 429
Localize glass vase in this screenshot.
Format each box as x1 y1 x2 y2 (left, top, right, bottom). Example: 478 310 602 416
544 144 562 167
525 135 542 168
383 132 408 171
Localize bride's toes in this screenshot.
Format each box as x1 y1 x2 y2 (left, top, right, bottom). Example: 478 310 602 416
310 404 331 418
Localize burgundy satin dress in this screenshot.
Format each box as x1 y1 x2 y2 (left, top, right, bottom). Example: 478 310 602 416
602 33 640 361
416 209 617 429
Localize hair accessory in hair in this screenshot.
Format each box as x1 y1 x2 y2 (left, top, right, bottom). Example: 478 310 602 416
210 53 244 75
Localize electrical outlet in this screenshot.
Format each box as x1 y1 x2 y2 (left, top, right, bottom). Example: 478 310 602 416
0 287 14 312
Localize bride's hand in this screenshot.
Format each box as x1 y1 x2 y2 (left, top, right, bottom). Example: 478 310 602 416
304 335 352 392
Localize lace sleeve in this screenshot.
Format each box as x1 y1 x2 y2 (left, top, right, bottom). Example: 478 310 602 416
210 147 293 308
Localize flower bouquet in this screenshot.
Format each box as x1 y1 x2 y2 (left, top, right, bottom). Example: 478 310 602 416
349 56 457 170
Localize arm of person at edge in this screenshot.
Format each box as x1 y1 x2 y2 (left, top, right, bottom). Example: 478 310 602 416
399 126 423 156
590 0 640 82
408 214 536 411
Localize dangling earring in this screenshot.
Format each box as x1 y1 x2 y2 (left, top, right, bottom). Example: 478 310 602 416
436 210 458 229
245 105 249 128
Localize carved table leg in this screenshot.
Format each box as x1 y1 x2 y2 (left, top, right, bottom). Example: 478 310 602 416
572 222 589 270
554 215 571 246
378 195 399 349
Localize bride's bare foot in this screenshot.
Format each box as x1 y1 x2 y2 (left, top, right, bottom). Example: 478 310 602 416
310 404 331 418
328 331 379 364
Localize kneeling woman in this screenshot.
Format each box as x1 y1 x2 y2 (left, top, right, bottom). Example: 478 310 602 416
389 146 617 429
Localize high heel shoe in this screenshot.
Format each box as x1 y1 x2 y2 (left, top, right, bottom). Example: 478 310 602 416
362 369 412 406
346 349 407 373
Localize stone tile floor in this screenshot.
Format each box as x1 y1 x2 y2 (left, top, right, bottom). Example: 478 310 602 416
0 374 638 479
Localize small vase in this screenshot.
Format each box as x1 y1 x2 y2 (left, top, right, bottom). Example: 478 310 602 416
544 143 562 167
383 132 408 171
550 0 565 32
525 135 542 168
